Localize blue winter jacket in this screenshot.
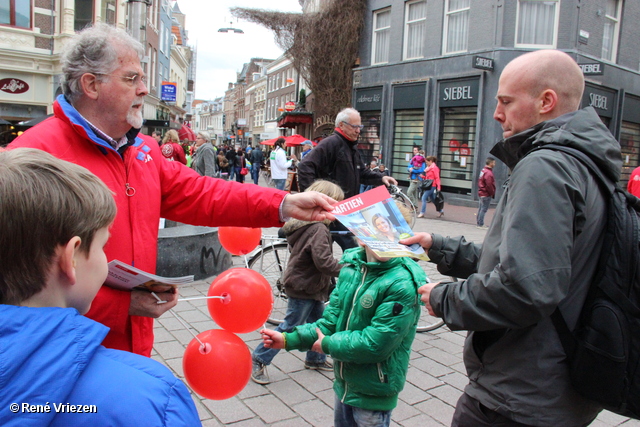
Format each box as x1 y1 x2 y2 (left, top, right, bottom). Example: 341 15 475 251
0 305 200 426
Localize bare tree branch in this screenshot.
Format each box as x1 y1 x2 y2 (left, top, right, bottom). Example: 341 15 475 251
231 0 367 120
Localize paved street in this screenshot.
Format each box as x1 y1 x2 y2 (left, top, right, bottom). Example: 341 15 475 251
151 192 639 426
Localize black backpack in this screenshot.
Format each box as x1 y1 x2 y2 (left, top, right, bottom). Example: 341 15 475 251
540 144 640 419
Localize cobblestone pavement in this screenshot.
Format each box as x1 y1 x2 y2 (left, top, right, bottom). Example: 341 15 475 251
151 188 640 426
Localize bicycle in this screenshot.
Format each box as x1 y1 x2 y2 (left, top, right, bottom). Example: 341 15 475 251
387 184 417 228
247 233 454 332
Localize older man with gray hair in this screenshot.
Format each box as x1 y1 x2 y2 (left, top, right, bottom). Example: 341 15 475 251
10 23 338 358
298 107 397 250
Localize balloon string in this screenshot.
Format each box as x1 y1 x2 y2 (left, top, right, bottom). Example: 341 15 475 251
151 292 204 347
177 295 225 302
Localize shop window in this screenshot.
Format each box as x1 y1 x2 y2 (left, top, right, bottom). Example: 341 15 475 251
620 121 640 188
74 0 93 31
0 0 31 28
438 107 477 195
102 0 116 26
392 110 424 185
443 0 470 54
515 0 558 48
360 112 382 165
403 0 426 60
372 8 391 65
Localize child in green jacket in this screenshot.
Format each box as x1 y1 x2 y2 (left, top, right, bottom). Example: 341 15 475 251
260 207 426 427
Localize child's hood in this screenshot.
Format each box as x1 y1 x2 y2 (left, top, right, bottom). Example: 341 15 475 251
282 218 330 245
0 305 107 415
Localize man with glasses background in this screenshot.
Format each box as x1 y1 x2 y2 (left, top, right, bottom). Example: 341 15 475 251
9 23 339 358
298 107 397 250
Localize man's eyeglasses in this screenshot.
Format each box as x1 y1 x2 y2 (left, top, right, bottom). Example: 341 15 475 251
96 73 148 86
341 121 364 130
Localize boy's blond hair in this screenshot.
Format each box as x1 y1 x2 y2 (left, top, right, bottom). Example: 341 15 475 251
0 148 116 304
306 179 345 202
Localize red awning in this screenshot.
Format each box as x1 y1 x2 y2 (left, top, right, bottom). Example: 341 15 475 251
178 124 196 141
277 112 313 128
260 134 310 147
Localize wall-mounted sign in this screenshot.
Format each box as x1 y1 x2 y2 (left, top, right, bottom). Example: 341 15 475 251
285 101 296 111
356 86 383 111
579 62 604 75
439 78 479 107
472 56 494 71
161 81 177 102
0 78 29 94
582 83 617 118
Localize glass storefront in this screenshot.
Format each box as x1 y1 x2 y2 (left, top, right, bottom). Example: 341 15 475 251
392 110 424 183
438 107 476 194
437 78 479 195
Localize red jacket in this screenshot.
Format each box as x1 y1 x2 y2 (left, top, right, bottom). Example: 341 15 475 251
10 96 286 356
160 142 187 164
478 166 496 198
628 166 640 198
422 163 441 191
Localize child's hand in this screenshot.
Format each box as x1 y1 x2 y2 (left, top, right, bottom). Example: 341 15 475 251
311 328 325 354
260 328 285 349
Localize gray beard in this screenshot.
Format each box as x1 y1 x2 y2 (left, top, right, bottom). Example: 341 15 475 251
127 108 143 129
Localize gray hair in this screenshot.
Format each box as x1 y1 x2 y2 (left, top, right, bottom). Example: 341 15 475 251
61 22 144 104
197 131 210 142
335 108 360 128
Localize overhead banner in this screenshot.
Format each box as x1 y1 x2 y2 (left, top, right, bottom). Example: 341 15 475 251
161 81 177 102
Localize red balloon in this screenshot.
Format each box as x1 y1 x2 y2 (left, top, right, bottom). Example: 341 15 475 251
218 227 261 255
208 268 273 333
183 329 251 400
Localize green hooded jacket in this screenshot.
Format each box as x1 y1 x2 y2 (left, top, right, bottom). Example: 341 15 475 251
284 247 426 411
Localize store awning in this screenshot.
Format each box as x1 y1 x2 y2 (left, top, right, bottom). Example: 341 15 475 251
178 124 196 141
277 111 313 128
260 134 311 147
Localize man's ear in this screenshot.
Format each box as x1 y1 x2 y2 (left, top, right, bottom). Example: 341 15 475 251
58 236 82 285
539 89 558 115
79 73 100 100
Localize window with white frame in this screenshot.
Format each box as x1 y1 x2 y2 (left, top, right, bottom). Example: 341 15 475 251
602 0 621 62
516 0 559 48
443 0 470 54
372 8 391 65
404 0 426 60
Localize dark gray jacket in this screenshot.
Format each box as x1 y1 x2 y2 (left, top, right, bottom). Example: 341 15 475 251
429 107 621 426
297 131 383 198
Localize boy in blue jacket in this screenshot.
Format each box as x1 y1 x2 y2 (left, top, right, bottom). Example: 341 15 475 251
0 148 200 427
260 206 426 427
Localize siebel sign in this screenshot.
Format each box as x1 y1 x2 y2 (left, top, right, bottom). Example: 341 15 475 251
0 78 29 94
579 63 604 75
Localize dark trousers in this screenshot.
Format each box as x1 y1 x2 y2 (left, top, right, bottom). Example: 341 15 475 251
452 393 596 427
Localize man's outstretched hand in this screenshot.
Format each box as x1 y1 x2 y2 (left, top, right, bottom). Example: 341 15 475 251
282 192 337 222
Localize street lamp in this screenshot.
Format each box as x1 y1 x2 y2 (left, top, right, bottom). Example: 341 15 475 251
218 22 244 34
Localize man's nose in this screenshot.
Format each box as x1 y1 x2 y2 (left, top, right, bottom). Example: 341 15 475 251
493 104 503 122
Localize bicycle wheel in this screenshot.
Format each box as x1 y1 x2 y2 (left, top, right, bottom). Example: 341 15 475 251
247 243 290 325
416 262 456 332
391 190 417 228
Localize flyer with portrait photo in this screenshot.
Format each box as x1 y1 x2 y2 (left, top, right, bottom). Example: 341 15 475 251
332 186 429 261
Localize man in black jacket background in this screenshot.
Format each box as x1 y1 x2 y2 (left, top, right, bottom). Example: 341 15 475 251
297 108 397 250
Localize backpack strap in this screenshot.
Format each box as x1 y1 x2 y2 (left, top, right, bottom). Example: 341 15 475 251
533 144 615 359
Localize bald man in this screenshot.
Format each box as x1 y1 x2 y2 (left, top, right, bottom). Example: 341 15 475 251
403 50 621 426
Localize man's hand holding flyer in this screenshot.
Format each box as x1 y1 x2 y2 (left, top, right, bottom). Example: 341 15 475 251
332 186 429 261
